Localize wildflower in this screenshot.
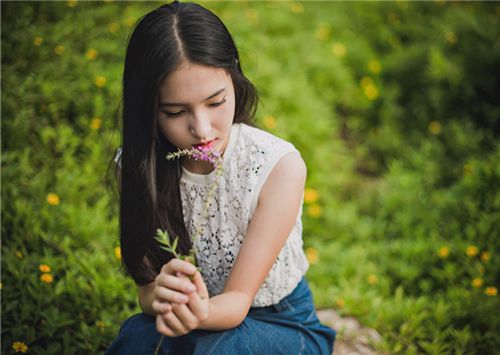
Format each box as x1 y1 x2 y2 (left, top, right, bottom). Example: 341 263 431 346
33 36 43 46
480 251 490 262
15 250 23 259
466 245 479 257
438 246 449 259
125 17 135 28
485 287 497 296
39 264 51 273
114 246 121 260
94 76 106 88
90 117 102 130
263 115 277 129
445 31 457 44
360 77 379 101
86 48 98 61
290 2 304 13
12 341 28 353
463 163 473 176
304 188 319 204
47 193 60 206
0 282 3 289
367 274 378 285
428 121 442 135
332 43 346 58
472 278 483 288
244 9 258 22
315 25 330 41
54 45 65 55
307 204 322 218
40 273 54 283
368 59 382 74
305 247 319 264
108 22 120 33
96 320 106 329
67 0 77 7
336 298 345 308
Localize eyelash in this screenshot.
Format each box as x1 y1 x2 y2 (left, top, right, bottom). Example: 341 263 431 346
163 98 226 118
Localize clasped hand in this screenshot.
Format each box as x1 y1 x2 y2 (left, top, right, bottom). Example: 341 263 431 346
152 258 210 337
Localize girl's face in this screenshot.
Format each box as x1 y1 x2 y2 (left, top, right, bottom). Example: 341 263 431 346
157 61 236 174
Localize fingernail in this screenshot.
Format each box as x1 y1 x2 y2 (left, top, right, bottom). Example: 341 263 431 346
187 284 196 292
177 295 189 303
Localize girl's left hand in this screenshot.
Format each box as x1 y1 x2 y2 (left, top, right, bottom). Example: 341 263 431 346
156 270 210 337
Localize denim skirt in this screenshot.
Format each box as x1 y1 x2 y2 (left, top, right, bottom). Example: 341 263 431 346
105 277 336 355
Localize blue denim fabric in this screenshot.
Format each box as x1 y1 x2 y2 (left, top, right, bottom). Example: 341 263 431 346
105 278 336 355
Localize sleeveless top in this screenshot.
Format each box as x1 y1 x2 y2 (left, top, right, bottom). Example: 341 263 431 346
180 123 309 307
114 124 309 307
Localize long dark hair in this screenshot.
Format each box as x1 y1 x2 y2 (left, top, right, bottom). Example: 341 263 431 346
120 1 258 285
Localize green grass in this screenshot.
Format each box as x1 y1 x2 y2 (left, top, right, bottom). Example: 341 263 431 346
2 1 499 354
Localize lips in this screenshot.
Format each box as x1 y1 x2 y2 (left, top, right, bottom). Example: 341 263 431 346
193 139 216 150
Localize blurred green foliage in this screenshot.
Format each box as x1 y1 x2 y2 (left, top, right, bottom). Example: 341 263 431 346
2 1 499 354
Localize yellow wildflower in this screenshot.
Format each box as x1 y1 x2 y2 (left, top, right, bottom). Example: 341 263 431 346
94 76 107 88
315 25 330 41
438 246 449 259
472 278 483 288
33 36 43 46
463 163 473 176
332 43 346 58
307 204 322 218
67 0 78 7
305 247 319 265
0 282 3 289
336 298 345 308
244 9 258 22
96 320 106 329
90 117 102 130
480 251 490 262
263 115 277 129
40 273 54 283
39 264 51 273
125 17 135 28
108 22 120 33
47 193 60 206
304 188 319 204
12 341 28 353
363 84 379 101
86 48 98 61
54 45 65 55
368 59 382 74
466 245 479 257
445 31 457 44
367 274 378 285
115 246 122 260
428 121 442 135
15 250 23 259
290 2 304 13
485 287 497 296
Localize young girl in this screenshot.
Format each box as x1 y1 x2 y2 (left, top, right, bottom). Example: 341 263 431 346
107 2 336 354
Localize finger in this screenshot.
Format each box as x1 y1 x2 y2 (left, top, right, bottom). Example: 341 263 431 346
192 271 209 300
171 303 199 331
156 314 175 337
187 291 209 321
156 274 197 294
155 285 191 304
162 258 197 276
163 310 189 335
152 300 172 314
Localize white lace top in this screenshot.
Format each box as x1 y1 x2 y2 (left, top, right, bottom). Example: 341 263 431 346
180 123 309 307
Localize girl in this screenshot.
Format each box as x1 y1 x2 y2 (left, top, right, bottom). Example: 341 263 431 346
107 1 336 354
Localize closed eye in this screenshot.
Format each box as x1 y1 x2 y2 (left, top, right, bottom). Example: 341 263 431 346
162 110 184 118
209 98 226 107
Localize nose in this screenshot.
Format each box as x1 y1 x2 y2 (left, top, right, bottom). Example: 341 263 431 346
189 112 211 140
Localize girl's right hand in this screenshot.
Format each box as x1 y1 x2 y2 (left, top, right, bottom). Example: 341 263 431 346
151 258 198 315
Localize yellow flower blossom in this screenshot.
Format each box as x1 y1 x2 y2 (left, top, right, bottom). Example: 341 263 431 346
54 45 65 55
263 115 277 129
12 341 28 353
108 22 120 33
472 278 483 288
304 188 319 204
480 251 490 262
47 193 60 206
90 117 103 130
245 9 258 22
40 273 54 283
115 246 122 260
367 274 378 285
0 282 3 289
445 31 457 44
466 245 479 257
463 163 473 176
125 17 136 28
15 250 23 259
336 298 345 308
428 121 442 135
307 204 322 218
94 76 107 88
363 84 379 101
315 25 330 41
368 59 382 74
86 48 98 61
305 247 319 265
438 246 449 259
33 36 43 46
96 320 106 329
485 287 497 296
332 43 346 58
67 0 78 8
39 264 51 273
290 2 304 13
